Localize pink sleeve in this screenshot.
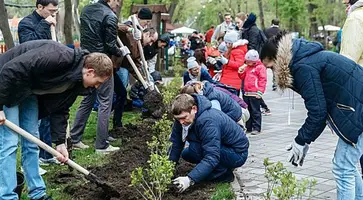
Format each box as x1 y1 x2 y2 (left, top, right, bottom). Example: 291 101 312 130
257 65 267 94
238 70 246 80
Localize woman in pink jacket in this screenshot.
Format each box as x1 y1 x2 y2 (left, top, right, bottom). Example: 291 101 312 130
238 50 267 135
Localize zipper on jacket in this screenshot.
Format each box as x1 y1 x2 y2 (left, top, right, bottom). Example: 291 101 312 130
336 103 355 112
327 114 356 148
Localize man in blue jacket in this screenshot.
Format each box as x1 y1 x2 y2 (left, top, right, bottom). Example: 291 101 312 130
261 32 363 200
169 94 249 192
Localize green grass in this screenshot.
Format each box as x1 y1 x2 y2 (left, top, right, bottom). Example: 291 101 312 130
211 183 235 200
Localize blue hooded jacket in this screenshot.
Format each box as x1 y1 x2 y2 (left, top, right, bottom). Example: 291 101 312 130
274 34 363 147
169 95 249 183
202 82 242 122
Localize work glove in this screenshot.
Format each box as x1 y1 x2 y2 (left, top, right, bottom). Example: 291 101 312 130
120 46 131 56
131 28 142 41
286 140 309 166
173 176 194 193
207 56 217 65
219 56 229 65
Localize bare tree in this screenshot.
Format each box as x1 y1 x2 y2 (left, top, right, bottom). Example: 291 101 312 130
307 0 318 38
257 0 265 29
72 0 80 36
0 0 14 48
168 0 178 19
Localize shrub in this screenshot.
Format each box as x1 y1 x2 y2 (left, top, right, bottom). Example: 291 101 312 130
263 158 317 200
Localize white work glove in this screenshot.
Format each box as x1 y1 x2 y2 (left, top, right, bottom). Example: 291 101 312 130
286 140 309 166
219 56 228 65
173 176 193 193
130 28 142 41
45 16 57 26
120 46 130 56
0 111 5 125
56 144 69 163
207 57 217 65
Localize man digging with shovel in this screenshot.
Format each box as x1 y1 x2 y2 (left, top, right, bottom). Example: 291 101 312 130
0 40 113 200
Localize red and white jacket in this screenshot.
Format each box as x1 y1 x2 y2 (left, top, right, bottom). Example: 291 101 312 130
238 60 267 97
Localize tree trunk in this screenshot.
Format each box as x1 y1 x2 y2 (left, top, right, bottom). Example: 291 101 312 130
64 0 73 44
72 0 80 37
307 0 318 38
168 0 178 19
0 0 14 49
257 0 265 29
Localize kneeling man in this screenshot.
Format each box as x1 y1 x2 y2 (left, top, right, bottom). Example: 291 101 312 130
169 94 249 192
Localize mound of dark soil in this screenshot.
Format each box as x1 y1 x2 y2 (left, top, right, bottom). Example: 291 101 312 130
142 90 165 119
61 121 215 200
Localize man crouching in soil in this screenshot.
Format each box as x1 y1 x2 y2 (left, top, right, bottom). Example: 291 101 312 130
169 94 249 192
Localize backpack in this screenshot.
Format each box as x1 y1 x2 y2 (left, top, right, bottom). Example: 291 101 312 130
258 29 268 53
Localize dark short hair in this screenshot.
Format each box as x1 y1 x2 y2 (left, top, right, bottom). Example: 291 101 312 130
171 94 196 115
272 18 280 26
224 13 231 17
211 25 215 28
349 0 359 5
36 0 58 7
260 30 287 61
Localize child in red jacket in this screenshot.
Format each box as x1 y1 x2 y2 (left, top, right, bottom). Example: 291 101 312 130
238 50 267 135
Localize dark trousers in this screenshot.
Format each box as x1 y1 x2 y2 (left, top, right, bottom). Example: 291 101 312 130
113 74 127 128
181 141 248 181
39 116 53 159
243 96 262 132
260 98 269 110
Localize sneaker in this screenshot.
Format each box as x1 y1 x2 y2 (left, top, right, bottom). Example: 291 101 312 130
272 86 277 91
39 157 60 166
73 141 90 150
95 145 120 154
107 136 117 142
213 169 235 183
251 130 261 135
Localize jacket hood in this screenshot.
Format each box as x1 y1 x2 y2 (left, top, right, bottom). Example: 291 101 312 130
192 94 212 118
273 34 324 90
349 0 363 14
243 13 257 29
202 81 214 97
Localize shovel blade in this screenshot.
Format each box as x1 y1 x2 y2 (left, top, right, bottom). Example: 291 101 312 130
86 173 120 197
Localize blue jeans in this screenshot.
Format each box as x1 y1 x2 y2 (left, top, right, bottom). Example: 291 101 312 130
332 133 363 200
181 141 248 181
38 116 53 160
0 96 46 200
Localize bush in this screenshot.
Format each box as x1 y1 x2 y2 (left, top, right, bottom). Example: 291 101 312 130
263 158 317 200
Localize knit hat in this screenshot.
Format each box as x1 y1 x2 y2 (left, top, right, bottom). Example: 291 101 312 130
187 57 199 70
138 8 152 20
245 50 260 62
218 41 228 54
223 31 239 44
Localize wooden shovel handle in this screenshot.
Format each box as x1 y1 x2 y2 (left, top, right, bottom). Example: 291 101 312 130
4 120 89 175
51 25 57 41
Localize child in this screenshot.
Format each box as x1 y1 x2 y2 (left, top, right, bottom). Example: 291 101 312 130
238 50 267 135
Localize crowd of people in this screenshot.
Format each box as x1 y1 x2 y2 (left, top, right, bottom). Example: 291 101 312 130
0 0 363 199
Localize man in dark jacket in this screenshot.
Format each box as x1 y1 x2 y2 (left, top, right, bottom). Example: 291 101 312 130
18 0 60 168
18 0 58 43
170 94 249 192
261 32 363 199
71 0 127 153
264 19 280 39
264 18 280 91
0 40 113 200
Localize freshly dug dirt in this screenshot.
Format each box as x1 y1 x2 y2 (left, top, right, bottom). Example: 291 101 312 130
142 90 165 119
62 122 215 200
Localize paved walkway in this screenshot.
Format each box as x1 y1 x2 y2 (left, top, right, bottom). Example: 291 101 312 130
232 70 339 200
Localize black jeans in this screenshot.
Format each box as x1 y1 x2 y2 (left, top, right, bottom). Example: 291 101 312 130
243 96 262 132
260 98 269 110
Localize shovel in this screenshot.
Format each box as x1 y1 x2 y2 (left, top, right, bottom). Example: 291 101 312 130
130 15 160 93
4 120 120 197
